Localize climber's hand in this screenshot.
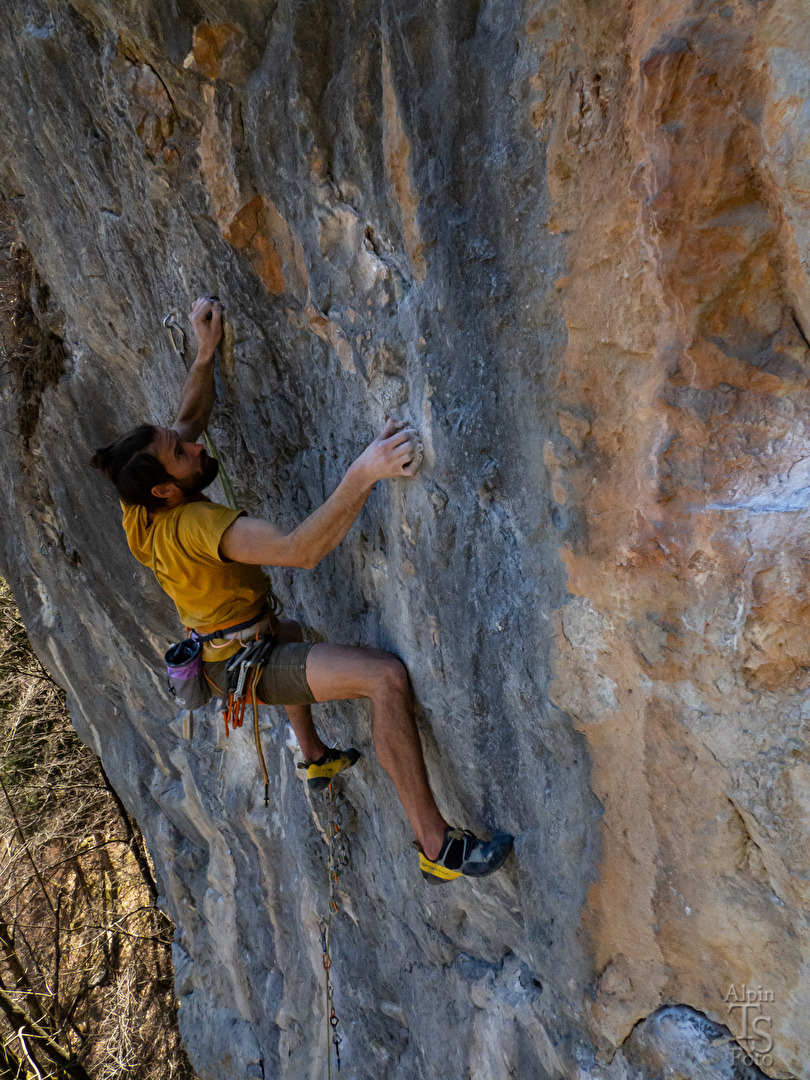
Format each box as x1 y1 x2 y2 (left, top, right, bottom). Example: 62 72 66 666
353 418 423 486
189 296 223 361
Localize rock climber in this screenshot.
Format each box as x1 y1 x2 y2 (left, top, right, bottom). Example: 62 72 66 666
90 297 512 883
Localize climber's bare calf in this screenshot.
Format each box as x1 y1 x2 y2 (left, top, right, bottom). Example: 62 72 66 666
272 621 447 860
262 620 447 860
304 642 449 862
276 622 447 855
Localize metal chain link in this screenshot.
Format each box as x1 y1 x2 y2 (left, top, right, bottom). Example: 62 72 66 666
318 780 350 1077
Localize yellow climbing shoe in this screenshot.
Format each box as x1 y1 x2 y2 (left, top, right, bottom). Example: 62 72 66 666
298 746 361 793
419 827 514 884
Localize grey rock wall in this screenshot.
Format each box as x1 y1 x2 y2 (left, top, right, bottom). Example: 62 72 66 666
0 1 805 1078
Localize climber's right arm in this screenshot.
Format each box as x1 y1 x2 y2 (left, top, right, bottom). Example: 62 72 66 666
219 419 420 569
173 298 223 441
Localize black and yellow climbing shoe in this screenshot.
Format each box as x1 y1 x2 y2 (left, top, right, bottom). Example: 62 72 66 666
298 746 361 793
419 827 514 883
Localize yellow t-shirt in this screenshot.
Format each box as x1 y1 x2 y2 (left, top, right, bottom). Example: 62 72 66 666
121 498 269 661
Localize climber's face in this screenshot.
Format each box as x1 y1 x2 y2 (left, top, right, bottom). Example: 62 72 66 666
149 426 219 502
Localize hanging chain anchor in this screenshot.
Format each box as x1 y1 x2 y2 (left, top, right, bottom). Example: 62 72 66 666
315 780 350 1077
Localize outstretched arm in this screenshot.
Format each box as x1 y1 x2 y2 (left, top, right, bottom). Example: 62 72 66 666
172 297 223 441
219 419 422 568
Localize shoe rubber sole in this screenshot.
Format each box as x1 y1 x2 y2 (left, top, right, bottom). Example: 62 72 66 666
419 832 514 884
306 748 361 793
419 851 463 882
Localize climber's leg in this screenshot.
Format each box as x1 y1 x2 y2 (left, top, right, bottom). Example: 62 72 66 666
273 619 327 762
304 644 448 861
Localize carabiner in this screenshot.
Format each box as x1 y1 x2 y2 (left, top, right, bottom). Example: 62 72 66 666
162 311 186 358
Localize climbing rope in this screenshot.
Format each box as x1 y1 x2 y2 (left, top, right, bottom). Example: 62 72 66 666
311 780 350 1077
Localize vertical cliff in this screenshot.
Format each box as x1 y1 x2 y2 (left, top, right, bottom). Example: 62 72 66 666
0 1 807 1077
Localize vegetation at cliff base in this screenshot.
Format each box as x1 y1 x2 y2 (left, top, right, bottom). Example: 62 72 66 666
0 578 196 1080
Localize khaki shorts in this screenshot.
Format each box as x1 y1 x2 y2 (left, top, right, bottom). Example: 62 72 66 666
204 641 316 705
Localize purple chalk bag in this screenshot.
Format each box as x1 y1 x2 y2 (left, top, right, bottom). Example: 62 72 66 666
164 636 212 710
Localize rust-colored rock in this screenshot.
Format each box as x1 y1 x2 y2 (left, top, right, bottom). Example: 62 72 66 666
185 22 259 84
223 195 290 298
381 37 426 284
189 23 243 81
112 52 175 158
545 3 810 1073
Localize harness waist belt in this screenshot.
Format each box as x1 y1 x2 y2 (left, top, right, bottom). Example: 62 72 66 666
191 606 269 644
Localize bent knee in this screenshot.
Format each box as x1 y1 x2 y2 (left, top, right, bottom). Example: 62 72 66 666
371 654 409 698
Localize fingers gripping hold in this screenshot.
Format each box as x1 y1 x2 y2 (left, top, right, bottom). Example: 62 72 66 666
379 416 402 440
402 444 423 476
190 295 222 323
189 295 224 355
385 418 424 477
350 417 425 485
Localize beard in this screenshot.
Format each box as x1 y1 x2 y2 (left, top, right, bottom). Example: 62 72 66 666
176 451 220 497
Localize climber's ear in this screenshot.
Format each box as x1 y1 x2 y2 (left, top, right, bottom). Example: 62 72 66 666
151 481 178 502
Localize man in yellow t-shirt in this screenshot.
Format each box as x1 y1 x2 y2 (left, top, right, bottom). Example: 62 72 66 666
91 297 512 883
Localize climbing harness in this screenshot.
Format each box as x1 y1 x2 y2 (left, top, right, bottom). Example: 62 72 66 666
309 779 350 1076
162 608 269 709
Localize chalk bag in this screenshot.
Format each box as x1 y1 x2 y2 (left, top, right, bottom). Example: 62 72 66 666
165 637 212 711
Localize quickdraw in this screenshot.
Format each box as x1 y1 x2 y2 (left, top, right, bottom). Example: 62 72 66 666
221 635 276 804
319 913 342 1076
311 780 350 1077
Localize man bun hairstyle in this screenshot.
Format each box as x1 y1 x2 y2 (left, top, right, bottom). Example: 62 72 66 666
90 424 172 511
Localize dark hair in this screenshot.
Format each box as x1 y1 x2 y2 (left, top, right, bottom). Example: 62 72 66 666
90 424 172 511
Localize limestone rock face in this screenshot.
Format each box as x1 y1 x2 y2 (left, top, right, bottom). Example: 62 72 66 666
0 1 807 1077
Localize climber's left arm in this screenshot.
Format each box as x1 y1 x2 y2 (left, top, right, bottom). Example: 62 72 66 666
172 297 223 442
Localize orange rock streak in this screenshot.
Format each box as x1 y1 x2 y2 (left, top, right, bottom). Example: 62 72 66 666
541 1 810 1071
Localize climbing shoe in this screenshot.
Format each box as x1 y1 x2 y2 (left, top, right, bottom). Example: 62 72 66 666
418 827 514 883
298 746 361 793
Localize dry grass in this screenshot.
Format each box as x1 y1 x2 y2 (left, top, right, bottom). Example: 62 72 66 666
0 577 197 1080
